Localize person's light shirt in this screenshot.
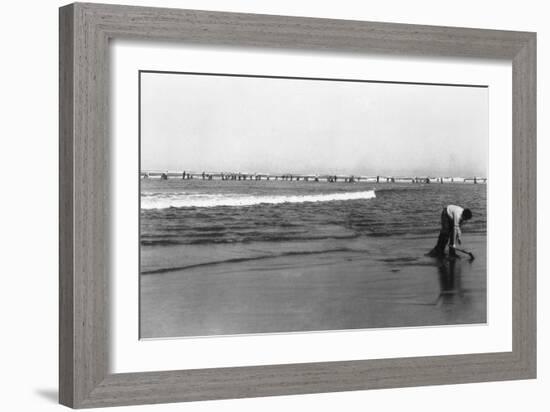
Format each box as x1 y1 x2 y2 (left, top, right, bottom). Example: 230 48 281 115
446 204 464 247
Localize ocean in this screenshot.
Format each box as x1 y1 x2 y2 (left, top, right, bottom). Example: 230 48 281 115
139 179 487 338
141 180 485 249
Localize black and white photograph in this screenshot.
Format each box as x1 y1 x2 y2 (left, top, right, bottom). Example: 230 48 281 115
139 71 488 339
1 0 543 409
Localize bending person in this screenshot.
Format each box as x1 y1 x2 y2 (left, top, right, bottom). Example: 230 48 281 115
428 205 472 257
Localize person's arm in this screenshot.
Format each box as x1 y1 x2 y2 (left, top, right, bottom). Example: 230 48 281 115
451 209 462 247
455 225 462 246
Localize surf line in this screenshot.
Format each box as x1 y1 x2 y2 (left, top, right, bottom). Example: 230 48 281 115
141 190 376 209
141 248 356 275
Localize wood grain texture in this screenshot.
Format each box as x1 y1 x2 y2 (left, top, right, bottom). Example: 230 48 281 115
512 35 537 374
59 4 74 406
59 2 536 408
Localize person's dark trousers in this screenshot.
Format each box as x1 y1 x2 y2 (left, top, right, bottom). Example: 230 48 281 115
428 208 452 256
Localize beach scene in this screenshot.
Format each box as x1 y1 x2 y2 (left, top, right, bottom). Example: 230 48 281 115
139 71 488 339
140 177 486 338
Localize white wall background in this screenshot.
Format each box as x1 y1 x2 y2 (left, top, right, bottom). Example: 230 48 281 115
0 0 546 411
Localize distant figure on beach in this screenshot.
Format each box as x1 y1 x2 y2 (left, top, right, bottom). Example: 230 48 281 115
428 205 472 258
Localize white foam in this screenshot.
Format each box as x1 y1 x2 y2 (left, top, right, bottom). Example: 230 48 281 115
141 190 376 209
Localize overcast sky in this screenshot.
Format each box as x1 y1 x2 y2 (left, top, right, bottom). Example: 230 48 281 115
141 72 488 177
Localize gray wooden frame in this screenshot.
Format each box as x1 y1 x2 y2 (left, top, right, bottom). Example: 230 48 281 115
59 2 536 408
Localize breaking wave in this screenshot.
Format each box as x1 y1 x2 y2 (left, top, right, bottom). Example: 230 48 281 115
141 190 376 210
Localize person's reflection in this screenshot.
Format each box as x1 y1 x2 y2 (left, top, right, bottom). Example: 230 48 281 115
435 258 465 306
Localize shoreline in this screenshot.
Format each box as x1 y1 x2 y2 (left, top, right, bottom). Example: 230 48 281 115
140 233 486 339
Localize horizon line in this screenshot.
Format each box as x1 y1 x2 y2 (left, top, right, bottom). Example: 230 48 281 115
140 170 486 177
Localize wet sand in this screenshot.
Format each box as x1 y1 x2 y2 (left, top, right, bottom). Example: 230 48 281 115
140 233 486 338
